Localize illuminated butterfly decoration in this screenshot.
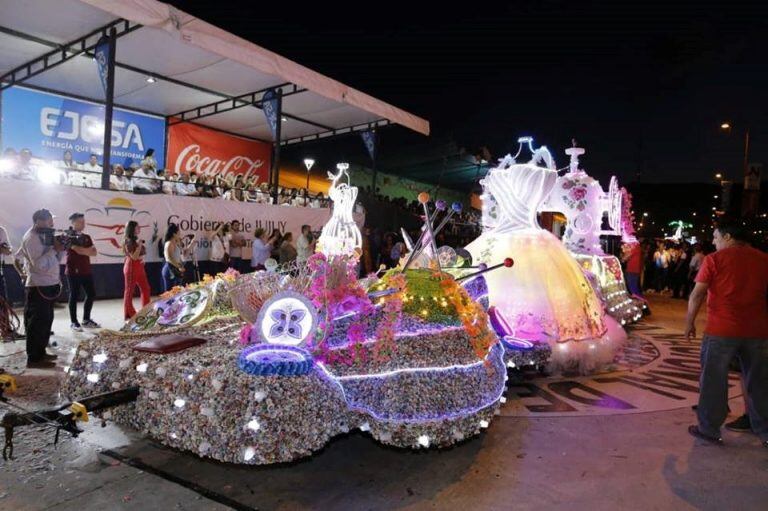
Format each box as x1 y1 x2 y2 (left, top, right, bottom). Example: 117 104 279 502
268 307 307 340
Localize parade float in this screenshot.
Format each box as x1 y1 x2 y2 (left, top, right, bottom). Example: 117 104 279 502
465 137 626 375
40 167 511 466
540 144 644 325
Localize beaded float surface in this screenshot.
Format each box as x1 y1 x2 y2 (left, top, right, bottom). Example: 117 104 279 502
63 265 507 465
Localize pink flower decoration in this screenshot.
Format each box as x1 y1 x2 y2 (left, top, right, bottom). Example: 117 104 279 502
239 323 254 345
570 187 587 201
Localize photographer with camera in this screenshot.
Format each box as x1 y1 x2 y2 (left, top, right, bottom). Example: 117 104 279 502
18 209 64 368
65 213 100 332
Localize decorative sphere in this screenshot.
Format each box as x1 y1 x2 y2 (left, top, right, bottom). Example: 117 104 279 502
478 263 488 271
417 192 430 204
503 257 514 268
451 202 462 213
435 199 447 211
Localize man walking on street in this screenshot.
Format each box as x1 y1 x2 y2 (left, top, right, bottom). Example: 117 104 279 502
685 219 768 447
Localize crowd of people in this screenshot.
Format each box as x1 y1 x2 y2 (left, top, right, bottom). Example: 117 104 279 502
630 239 707 299
0 148 331 208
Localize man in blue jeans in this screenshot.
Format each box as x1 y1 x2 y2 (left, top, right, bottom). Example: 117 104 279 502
685 219 768 447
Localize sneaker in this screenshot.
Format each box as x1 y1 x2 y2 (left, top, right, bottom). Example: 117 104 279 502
82 319 101 329
42 353 58 361
70 323 83 332
725 414 751 432
26 359 56 369
688 425 723 445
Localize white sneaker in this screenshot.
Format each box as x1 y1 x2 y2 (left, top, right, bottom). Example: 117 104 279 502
70 323 83 332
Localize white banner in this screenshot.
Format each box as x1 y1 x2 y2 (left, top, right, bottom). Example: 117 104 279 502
0 179 363 264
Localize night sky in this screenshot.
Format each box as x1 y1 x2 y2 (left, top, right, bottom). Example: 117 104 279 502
171 1 767 187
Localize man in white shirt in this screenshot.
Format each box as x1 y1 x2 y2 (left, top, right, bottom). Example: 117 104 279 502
296 224 315 263
78 153 103 188
109 164 132 192
175 173 199 196
15 149 37 180
132 162 159 194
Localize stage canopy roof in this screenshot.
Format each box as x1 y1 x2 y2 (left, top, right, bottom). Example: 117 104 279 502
0 0 429 145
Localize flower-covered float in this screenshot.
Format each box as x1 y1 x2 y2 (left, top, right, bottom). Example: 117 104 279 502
539 144 644 325
62 178 510 465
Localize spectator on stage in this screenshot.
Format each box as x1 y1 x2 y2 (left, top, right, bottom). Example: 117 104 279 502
161 223 185 292
175 172 199 196
82 154 101 174
229 220 247 273
244 181 259 202
296 224 315 264
256 182 271 204
278 232 297 265
122 220 151 320
269 229 283 260
312 192 325 208
132 161 159 194
685 219 768 447
251 228 277 272
65 213 100 332
16 149 37 180
59 150 79 171
19 209 64 368
109 165 132 192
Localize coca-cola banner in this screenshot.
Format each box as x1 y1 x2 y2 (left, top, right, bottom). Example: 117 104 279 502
167 121 271 182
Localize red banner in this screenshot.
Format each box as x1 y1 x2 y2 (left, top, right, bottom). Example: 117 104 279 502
167 122 271 183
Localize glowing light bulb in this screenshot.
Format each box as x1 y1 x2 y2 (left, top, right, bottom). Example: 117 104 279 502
246 419 260 432
479 420 489 429
244 447 256 461
136 362 148 373
86 373 99 383
92 353 108 364
417 435 430 448
174 398 186 408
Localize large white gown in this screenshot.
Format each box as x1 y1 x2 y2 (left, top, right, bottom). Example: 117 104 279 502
466 152 625 374
318 170 362 258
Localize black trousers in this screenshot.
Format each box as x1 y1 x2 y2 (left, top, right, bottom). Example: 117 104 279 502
24 285 59 362
67 274 95 323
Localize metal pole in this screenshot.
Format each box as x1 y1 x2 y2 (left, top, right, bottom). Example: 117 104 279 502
371 130 378 194
100 28 117 190
270 90 283 204
743 128 750 175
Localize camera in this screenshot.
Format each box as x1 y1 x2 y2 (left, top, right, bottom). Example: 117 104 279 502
38 227 86 249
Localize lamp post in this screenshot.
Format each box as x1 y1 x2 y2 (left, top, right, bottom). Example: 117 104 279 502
303 158 315 192
336 162 349 174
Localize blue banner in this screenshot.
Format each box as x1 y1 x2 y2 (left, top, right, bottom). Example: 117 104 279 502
262 88 279 140
0 86 165 168
361 130 376 161
94 36 110 95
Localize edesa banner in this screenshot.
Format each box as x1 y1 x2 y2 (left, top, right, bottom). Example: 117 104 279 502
166 121 271 183
0 179 361 265
0 86 165 168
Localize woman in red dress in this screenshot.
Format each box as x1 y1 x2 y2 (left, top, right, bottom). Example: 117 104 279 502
122 220 151 320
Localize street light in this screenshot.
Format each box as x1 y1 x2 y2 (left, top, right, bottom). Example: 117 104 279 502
303 158 315 191
643 212 649 217
715 172 723 179
720 122 731 131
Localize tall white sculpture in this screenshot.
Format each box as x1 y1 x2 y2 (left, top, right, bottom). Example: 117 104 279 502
317 165 362 258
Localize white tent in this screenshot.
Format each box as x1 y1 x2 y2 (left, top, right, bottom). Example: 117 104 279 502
0 0 430 145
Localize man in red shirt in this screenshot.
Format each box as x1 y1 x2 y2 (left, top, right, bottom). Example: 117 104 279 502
685 219 768 447
622 242 643 297
65 213 100 331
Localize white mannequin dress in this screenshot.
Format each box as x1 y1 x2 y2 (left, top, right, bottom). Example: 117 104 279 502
466 148 625 374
